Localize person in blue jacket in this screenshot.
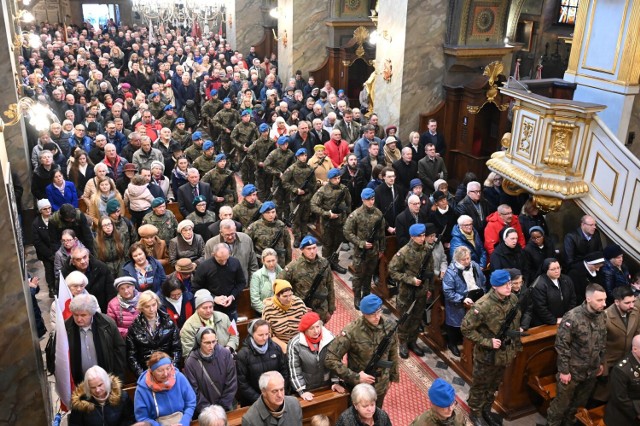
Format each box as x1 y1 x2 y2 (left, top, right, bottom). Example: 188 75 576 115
449 214 487 269
45 170 79 212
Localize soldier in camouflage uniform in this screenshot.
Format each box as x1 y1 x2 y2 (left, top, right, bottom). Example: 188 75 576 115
230 110 259 182
343 188 386 309
310 167 351 273
325 294 399 408
201 89 223 141
247 123 274 199
148 92 166 119
233 184 262 229
201 154 237 207
158 105 177 130
184 132 204 164
212 98 240 155
281 148 318 248
171 118 192 149
389 223 436 359
410 378 465 426
461 270 522 426
546 283 607 426
264 136 295 219
192 140 217 177
279 235 334 322
141 197 178 245
245 201 292 268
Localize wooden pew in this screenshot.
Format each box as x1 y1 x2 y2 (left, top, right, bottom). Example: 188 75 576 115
167 201 184 222
374 235 398 301
575 405 606 426
523 343 558 415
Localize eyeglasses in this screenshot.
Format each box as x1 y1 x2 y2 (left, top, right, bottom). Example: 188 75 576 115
460 223 473 227
468 190 480 194
61 238 75 243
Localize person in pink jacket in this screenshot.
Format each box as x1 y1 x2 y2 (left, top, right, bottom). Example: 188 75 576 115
107 276 140 338
123 175 154 226
484 204 526 256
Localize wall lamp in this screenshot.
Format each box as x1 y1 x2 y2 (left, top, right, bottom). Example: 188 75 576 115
1 98 59 133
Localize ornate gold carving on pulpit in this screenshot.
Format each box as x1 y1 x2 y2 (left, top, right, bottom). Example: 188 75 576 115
501 132 512 149
543 121 575 169
532 195 563 213
502 178 527 196
518 119 535 155
467 61 511 114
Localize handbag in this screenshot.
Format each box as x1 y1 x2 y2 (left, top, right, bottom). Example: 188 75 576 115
45 331 56 375
153 392 183 426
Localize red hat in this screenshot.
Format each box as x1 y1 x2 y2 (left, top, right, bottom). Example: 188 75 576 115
124 92 134 99
298 311 321 332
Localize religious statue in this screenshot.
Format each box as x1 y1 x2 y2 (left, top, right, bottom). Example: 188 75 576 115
363 64 376 118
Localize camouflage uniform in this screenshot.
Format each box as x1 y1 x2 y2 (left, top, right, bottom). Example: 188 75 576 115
149 100 166 119
230 121 259 181
202 166 237 207
279 254 335 321
247 134 275 199
325 315 400 407
232 199 262 229
264 147 295 218
184 144 203 164
281 160 318 245
158 114 176 130
546 302 607 426
192 152 216 177
171 128 192 149
201 98 223 140
246 217 292 268
141 210 178 245
409 409 466 426
343 204 386 306
461 290 522 419
113 215 135 253
389 239 434 345
185 210 216 225
212 108 240 154
310 182 352 257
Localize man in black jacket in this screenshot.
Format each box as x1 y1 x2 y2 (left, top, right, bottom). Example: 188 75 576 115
32 199 57 297
395 194 429 248
563 215 603 267
66 293 126 384
49 203 95 253
62 247 115 313
392 147 418 191
374 167 407 232
192 244 246 321
177 167 215 218
455 181 495 236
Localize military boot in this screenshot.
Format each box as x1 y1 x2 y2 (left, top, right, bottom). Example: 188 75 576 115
293 236 301 248
482 406 503 426
353 290 361 310
330 261 347 274
399 342 409 359
469 412 489 426
408 341 424 357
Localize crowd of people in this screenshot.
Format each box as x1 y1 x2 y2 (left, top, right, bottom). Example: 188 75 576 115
19 16 640 426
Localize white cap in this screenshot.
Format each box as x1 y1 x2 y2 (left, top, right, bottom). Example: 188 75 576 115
37 199 52 211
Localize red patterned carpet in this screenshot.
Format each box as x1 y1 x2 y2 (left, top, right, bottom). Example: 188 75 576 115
326 272 471 426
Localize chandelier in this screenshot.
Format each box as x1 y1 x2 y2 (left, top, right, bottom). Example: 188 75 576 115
132 0 226 27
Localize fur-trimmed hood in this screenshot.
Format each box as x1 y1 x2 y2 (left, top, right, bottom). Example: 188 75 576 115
71 375 123 412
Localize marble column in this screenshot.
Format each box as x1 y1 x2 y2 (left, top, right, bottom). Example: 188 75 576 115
0 2 51 423
564 0 640 141
276 0 329 79
229 0 263 55
373 0 447 139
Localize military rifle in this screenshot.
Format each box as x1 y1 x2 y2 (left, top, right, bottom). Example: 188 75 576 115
285 164 320 227
364 299 416 379
215 173 234 198
486 294 529 363
268 222 287 251
303 251 339 306
331 187 349 215
364 194 398 251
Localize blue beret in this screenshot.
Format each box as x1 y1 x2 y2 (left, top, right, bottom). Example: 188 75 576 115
490 270 511 287
241 109 251 117
191 195 206 206
163 104 173 111
222 97 231 104
338 89 345 95
151 197 166 208
327 168 341 179
361 188 375 200
295 148 307 157
192 131 202 140
151 92 160 98
409 178 423 190
277 136 290 146
299 235 317 248
259 123 270 132
409 223 426 237
360 294 383 314
259 201 276 213
203 140 214 151
209 89 218 97
241 184 257 197
175 118 185 124
428 378 456 408
214 153 226 163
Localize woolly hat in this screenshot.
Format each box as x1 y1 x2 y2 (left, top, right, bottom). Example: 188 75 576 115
604 244 623 260
113 276 137 289
433 179 447 191
177 219 194 233
298 311 321 332
194 289 214 309
106 199 121 214
428 378 456 408
37 199 51 211
150 160 165 172
273 279 292 296
490 270 511 287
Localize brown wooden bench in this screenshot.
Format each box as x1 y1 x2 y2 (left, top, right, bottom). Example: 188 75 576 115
575 405 606 426
524 345 558 415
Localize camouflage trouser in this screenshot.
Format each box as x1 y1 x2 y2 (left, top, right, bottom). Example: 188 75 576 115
274 183 290 219
239 152 254 184
546 375 597 426
290 199 311 242
220 134 233 154
397 284 427 343
468 358 506 414
322 219 345 258
255 169 272 200
352 250 378 299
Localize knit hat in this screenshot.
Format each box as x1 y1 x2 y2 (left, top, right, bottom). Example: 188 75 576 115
192 131 203 140
241 184 257 197
490 270 511 287
298 311 321 332
106 199 121 214
507 268 523 280
585 251 605 265
203 140 214 151
37 199 51 211
425 222 438 236
432 190 446 202
314 144 326 152
150 160 165 172
428 378 456 408
277 136 290 146
361 188 375 200
604 244 623 260
177 219 194 233
433 179 447 191
273 279 292 296
175 258 196 273
260 201 276 213
409 178 423 190
114 276 137 289
327 168 341 179
409 223 426 237
151 197 166 208
299 235 317 249
137 224 158 237
360 294 383 314
192 195 207 207
194 289 214 309
295 148 307 157
259 123 269 132
214 153 226 163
